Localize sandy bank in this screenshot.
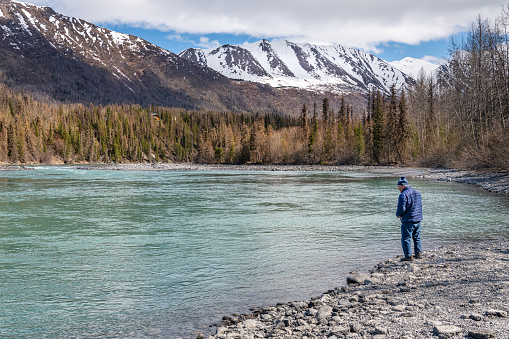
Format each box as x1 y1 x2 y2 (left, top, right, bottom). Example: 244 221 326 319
201 239 509 339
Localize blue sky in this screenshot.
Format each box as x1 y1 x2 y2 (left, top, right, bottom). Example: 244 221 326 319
30 0 505 64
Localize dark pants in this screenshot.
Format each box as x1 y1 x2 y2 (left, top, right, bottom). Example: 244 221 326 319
401 222 422 258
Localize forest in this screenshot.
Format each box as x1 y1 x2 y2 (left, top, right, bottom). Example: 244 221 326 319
0 9 508 170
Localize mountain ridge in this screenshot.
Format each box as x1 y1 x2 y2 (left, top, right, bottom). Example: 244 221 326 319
2 0 367 115
0 0 436 115
179 39 439 95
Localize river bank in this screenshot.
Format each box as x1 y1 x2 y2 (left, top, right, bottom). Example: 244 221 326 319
71 163 509 195
202 239 509 339
2 163 508 195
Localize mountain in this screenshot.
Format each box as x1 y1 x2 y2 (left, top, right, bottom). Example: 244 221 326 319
389 57 440 79
179 40 434 95
1 0 357 115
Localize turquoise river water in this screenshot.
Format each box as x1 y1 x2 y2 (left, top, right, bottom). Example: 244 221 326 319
0 166 508 338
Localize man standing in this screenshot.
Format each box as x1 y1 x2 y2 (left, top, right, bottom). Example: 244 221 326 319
396 177 423 261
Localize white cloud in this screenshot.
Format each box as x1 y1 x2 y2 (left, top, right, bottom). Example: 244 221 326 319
197 37 220 49
28 0 508 53
166 34 220 49
422 55 446 65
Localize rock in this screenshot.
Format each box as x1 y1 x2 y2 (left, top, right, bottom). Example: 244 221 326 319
315 305 333 320
305 308 318 316
273 319 285 329
260 314 271 321
469 313 483 321
485 309 508 317
216 326 227 335
433 325 462 338
467 329 496 339
350 322 362 333
348 295 359 302
330 326 350 335
347 273 370 285
374 326 388 334
291 301 307 308
364 278 380 285
337 298 350 306
392 305 406 312
242 319 262 329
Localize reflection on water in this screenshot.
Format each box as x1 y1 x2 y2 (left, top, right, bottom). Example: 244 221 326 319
0 167 507 338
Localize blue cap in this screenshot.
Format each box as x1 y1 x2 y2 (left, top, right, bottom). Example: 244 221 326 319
397 177 408 186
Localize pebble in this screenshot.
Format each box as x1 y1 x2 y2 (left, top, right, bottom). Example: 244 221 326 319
468 329 496 339
469 313 483 321
433 325 462 338
485 309 508 317
346 273 370 285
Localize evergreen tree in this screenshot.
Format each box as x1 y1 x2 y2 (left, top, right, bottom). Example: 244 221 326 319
299 104 308 139
397 89 411 163
372 90 385 164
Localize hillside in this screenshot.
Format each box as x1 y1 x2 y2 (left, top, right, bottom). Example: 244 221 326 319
0 0 362 115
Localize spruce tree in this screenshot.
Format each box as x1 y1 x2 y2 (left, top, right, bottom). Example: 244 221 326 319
372 90 385 164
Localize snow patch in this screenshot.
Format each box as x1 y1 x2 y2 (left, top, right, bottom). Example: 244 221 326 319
183 39 411 94
389 57 439 79
12 0 46 9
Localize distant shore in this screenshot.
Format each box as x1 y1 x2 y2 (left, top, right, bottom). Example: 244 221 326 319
2 163 508 194
73 163 509 195
203 239 509 339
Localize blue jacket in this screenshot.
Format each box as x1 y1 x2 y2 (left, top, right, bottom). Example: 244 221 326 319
396 185 423 223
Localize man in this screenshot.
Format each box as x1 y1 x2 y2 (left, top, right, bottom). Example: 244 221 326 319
396 177 423 261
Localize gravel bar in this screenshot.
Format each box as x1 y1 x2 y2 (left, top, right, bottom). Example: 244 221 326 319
202 239 509 339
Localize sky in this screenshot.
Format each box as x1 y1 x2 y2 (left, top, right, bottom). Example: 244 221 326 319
26 0 508 64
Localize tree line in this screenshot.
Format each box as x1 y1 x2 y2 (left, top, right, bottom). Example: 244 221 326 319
0 6 508 170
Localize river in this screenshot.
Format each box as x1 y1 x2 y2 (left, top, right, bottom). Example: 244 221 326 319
0 166 507 338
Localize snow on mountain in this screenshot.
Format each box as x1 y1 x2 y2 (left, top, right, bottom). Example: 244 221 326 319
3 0 364 114
389 57 440 79
179 39 415 95
0 0 242 109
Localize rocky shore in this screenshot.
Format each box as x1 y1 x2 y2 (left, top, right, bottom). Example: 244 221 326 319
201 239 509 339
3 163 508 195
0 165 34 171
75 163 509 195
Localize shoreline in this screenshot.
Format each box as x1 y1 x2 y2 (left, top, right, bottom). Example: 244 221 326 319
53 163 509 195
83 164 509 195
203 239 509 339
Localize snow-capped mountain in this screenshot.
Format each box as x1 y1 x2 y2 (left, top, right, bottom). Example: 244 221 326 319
0 0 438 115
2 0 348 114
389 57 440 79
0 0 245 109
179 40 436 95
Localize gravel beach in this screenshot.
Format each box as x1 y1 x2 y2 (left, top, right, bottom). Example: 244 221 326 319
204 239 509 339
